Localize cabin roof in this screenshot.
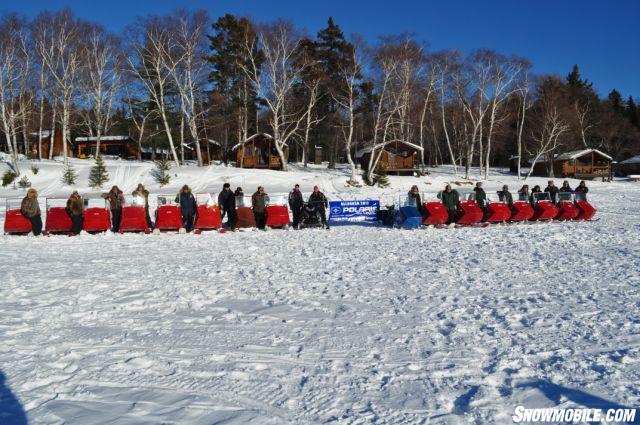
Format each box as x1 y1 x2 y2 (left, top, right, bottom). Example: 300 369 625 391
355 141 424 159
231 133 279 151
555 149 612 161
75 135 133 142
620 155 640 165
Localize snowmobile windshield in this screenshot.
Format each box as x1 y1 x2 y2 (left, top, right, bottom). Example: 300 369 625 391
517 193 528 201
46 198 68 209
558 192 573 202
235 195 249 208
85 198 108 209
195 193 216 206
398 194 416 207
266 194 284 206
575 193 588 201
124 194 145 207
5 198 23 210
533 192 551 202
464 192 475 201
157 195 176 206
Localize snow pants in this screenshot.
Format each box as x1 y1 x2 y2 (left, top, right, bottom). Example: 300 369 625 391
110 209 122 232
28 215 43 236
254 211 267 229
182 212 195 233
291 206 302 227
70 214 83 235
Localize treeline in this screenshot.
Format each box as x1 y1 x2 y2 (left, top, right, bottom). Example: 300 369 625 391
0 9 639 181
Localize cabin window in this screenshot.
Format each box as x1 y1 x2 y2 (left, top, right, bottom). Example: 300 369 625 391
245 146 253 156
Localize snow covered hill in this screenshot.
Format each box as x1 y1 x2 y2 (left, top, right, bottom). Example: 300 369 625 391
1 158 639 423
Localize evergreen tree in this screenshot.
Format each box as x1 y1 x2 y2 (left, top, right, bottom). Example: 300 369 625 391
152 158 171 187
61 162 78 185
626 96 639 128
566 64 592 89
89 155 109 188
608 89 624 114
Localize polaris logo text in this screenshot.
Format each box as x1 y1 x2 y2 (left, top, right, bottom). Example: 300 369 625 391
512 406 636 423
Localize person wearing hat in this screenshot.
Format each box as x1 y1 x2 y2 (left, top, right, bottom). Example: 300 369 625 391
544 180 559 204
497 184 514 208
21 188 43 236
66 190 84 235
575 180 589 194
288 184 304 228
175 185 198 232
218 182 237 229
308 185 329 229
473 182 487 209
101 185 125 232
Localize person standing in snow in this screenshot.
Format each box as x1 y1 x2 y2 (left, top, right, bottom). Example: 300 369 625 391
308 185 329 229
497 185 514 208
575 181 589 194
102 186 125 232
251 186 269 230
20 188 43 236
218 183 237 229
473 182 487 209
544 180 559 204
288 184 304 228
559 180 574 193
66 191 84 235
438 184 460 224
175 185 198 232
407 185 424 216
132 183 152 229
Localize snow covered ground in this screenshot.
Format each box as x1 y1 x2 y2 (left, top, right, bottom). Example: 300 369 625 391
1 158 639 424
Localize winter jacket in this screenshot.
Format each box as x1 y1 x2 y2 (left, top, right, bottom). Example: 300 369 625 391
175 192 197 215
544 185 559 203
438 189 460 212
308 191 328 209
20 197 41 218
498 190 513 206
66 197 84 216
575 185 589 194
218 190 236 212
473 187 487 208
517 189 530 201
288 189 303 209
559 186 574 193
132 188 150 209
407 192 422 208
251 192 268 213
102 190 124 210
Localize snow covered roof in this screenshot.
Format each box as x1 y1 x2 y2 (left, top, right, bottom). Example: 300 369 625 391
355 141 424 159
555 149 612 161
620 155 640 165
30 130 51 138
202 139 221 147
140 147 169 154
75 135 133 142
231 133 279 151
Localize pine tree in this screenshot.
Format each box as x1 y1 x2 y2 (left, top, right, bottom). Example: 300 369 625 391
626 96 639 128
152 158 171 187
608 89 624 114
89 155 109 188
566 64 592 89
61 162 78 185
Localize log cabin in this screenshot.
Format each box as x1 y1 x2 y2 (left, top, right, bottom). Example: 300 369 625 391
184 139 222 164
356 141 424 175
28 131 72 159
530 148 612 180
232 133 288 169
75 136 139 159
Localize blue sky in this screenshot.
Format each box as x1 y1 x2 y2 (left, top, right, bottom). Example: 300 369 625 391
4 0 639 99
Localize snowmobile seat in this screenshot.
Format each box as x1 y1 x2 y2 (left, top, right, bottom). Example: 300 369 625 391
3 199 32 235
83 200 111 233
555 193 580 221
422 201 448 226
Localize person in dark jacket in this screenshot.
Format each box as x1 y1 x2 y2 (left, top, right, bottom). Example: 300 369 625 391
251 186 269 229
575 180 589 194
101 186 124 232
21 188 43 236
473 182 487 209
530 185 542 205
175 185 198 232
308 185 329 229
66 191 84 235
218 183 237 229
132 183 152 229
518 184 530 201
407 185 423 215
288 184 304 228
559 180 574 193
438 184 460 224
497 185 514 208
544 180 559 203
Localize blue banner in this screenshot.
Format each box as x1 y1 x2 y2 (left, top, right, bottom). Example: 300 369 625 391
329 200 380 222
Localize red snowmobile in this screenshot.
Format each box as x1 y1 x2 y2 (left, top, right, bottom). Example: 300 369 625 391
193 193 223 233
421 195 448 226
530 192 559 221
455 193 484 226
118 194 150 233
44 198 73 234
555 192 580 221
483 195 511 223
574 192 597 221
3 198 32 235
235 195 257 229
82 199 111 233
265 194 290 229
508 192 535 222
154 195 183 232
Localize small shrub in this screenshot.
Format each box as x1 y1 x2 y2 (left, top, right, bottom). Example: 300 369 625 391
89 155 109 189
152 158 171 187
61 163 78 185
31 165 40 175
18 175 31 189
2 170 17 187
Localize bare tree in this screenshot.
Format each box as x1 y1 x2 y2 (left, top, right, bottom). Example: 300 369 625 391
515 70 532 179
526 105 569 179
574 100 596 148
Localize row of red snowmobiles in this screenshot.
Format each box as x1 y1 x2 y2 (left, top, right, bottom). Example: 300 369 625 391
3 193 293 236
383 191 597 229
